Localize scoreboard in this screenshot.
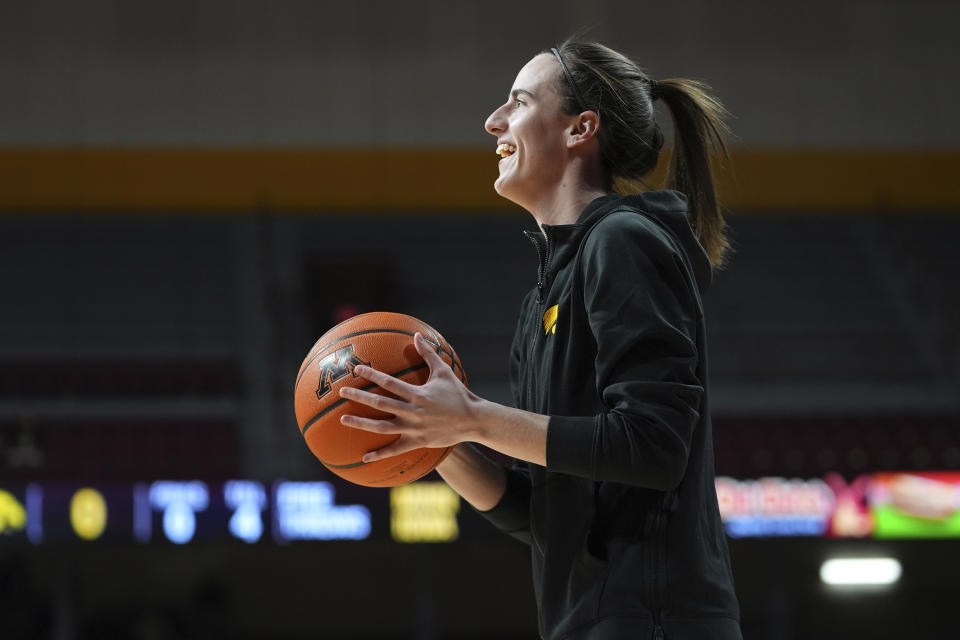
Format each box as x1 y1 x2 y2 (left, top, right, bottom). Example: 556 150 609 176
0 479 467 545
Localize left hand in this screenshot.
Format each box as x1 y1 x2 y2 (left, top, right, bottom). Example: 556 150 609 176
338 332 482 463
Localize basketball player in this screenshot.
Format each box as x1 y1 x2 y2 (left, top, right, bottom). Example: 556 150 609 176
339 41 742 639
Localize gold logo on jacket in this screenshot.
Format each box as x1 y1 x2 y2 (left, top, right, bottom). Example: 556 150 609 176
542 305 558 335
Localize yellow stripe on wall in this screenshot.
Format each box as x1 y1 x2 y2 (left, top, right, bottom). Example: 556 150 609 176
0 148 957 212
723 150 958 211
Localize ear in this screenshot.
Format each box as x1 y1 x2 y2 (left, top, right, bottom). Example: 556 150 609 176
566 110 600 149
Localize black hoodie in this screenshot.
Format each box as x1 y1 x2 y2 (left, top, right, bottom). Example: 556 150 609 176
480 192 742 640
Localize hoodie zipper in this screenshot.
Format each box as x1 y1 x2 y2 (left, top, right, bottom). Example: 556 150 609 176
522 227 552 559
651 493 670 640
524 227 553 315
653 610 664 640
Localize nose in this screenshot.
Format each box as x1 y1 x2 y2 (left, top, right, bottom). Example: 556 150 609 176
484 103 507 137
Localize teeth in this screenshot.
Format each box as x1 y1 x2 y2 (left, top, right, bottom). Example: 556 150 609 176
496 143 517 157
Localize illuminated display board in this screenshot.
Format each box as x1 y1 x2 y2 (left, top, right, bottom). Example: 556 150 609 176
714 471 960 539
715 476 836 537
2 472 957 544
390 482 460 543
0 480 464 545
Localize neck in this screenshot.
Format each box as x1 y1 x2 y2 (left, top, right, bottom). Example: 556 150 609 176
527 164 609 228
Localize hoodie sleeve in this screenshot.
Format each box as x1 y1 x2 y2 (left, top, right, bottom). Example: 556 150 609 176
472 459 532 544
546 214 704 491
472 290 534 544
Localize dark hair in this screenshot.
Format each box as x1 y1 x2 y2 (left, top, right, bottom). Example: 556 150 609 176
546 40 732 267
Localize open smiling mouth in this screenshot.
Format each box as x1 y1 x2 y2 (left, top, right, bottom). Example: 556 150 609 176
496 143 517 159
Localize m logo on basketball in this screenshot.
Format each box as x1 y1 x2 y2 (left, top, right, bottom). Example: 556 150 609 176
316 345 370 399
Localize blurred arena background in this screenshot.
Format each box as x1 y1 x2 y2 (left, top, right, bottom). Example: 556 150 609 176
1 1 958 638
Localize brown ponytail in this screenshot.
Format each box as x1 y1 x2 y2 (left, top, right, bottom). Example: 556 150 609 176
656 79 732 267
548 41 732 267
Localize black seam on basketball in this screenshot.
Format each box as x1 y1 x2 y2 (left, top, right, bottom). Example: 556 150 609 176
295 328 461 391
319 458 367 469
427 327 466 382
407 446 453 481
300 362 429 436
321 445 451 478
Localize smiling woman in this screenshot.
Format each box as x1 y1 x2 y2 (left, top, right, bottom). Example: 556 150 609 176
339 39 742 640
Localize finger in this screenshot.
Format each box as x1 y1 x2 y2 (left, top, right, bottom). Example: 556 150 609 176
362 437 421 463
414 332 447 371
339 386 409 414
352 364 417 399
339 414 401 434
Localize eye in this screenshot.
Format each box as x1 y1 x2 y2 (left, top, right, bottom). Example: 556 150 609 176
514 98 525 107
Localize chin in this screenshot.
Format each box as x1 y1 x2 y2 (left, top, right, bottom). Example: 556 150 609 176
494 175 522 204
498 192 536 217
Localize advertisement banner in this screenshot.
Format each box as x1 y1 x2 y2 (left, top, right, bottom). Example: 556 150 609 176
869 472 960 539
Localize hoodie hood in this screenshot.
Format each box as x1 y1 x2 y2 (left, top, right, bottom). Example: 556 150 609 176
619 190 713 294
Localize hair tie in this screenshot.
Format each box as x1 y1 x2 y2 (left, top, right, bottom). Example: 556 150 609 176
650 123 664 152
550 47 589 113
649 78 660 102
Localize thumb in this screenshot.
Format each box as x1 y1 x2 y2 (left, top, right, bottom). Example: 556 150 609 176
414 332 447 372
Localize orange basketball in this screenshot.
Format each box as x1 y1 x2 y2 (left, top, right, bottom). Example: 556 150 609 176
293 312 467 487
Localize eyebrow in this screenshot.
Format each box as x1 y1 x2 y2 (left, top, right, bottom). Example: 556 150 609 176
510 88 536 101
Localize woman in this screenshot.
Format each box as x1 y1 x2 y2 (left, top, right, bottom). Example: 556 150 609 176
339 41 742 640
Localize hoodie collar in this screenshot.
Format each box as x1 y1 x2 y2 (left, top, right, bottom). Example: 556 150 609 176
526 195 623 275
